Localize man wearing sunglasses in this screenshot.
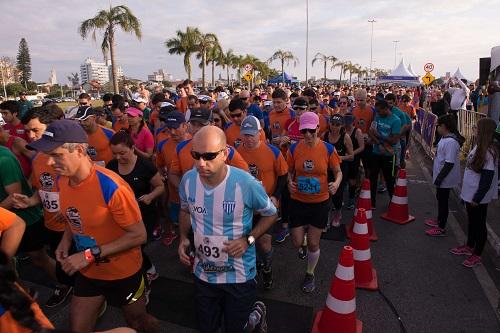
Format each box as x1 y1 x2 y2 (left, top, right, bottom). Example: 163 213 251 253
177 125 277 333
225 98 266 148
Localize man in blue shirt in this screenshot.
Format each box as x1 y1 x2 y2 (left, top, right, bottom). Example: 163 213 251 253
17 91 33 120
177 125 277 333
385 93 412 168
240 90 264 128
368 100 401 208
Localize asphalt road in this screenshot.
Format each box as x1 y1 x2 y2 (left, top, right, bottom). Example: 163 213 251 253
20 145 500 333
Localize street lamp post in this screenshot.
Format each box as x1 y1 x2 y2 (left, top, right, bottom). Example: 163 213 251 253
305 0 309 86
0 60 7 98
368 19 376 83
392 40 400 68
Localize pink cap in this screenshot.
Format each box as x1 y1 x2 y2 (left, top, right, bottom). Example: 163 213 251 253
299 112 319 130
126 107 143 117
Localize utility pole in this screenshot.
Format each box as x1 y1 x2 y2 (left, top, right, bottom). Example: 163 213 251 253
392 40 400 68
368 19 376 83
0 60 7 98
305 0 309 86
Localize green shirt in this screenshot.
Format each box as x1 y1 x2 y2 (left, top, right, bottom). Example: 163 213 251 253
143 107 152 123
0 146 42 226
17 100 33 119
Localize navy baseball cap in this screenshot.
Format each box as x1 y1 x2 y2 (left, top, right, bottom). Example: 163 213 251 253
189 108 212 125
164 111 186 129
73 106 96 121
27 119 88 152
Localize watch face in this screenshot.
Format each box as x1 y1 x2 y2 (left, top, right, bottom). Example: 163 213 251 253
91 246 100 256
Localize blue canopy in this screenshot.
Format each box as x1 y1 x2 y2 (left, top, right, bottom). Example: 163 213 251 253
267 72 300 84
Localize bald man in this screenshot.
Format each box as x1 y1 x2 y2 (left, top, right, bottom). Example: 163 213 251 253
240 90 264 127
177 126 277 333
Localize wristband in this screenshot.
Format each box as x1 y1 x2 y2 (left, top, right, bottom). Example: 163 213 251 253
84 249 94 263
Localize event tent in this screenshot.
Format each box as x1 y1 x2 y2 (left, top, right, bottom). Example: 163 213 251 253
267 72 300 84
377 59 420 86
407 64 419 77
452 68 470 83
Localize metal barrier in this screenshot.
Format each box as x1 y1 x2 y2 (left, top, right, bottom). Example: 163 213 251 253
458 109 486 155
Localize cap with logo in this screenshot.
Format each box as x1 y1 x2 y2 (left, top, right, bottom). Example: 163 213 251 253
72 106 96 121
27 119 88 152
132 93 147 104
198 95 212 103
330 114 344 125
240 116 262 136
164 111 186 129
159 102 176 121
298 112 319 131
189 108 212 125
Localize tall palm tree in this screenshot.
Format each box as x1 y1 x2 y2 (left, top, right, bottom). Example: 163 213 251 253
267 50 299 84
312 53 337 84
218 48 236 87
233 54 245 85
199 42 222 87
79 5 141 94
196 32 219 89
165 26 200 81
242 54 260 87
332 60 346 83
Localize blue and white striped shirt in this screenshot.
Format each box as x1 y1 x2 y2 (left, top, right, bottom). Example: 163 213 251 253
179 166 276 283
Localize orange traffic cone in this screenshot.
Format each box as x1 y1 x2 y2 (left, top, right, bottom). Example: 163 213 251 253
347 179 378 241
381 169 415 225
350 208 378 291
311 246 362 333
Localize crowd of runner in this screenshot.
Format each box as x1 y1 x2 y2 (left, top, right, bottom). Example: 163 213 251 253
0 77 498 333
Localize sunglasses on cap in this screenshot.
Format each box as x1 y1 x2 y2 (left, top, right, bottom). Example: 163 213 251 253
300 128 317 134
190 148 226 161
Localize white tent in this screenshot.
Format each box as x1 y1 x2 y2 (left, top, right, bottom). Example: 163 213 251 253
377 59 420 86
407 64 419 77
453 68 470 83
490 45 500 72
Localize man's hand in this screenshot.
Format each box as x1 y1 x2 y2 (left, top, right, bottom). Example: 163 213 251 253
138 194 153 205
288 179 297 193
60 252 91 276
55 239 71 263
223 238 248 258
11 193 32 209
271 136 281 146
328 182 339 195
178 238 192 266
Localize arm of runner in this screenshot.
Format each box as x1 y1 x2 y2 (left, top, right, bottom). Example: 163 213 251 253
14 137 36 160
134 146 153 159
353 128 365 156
177 205 192 266
343 133 354 161
0 209 25 258
272 174 287 201
138 172 164 205
0 182 22 209
11 191 41 209
55 224 73 262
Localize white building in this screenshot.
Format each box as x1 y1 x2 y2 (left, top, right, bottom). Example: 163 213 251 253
147 69 173 82
80 57 123 85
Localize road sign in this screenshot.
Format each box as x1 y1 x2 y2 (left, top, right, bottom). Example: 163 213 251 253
243 72 253 82
421 72 435 85
424 63 434 73
244 64 253 72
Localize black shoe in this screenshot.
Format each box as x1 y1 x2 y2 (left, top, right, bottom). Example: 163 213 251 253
45 286 72 307
262 269 273 290
298 246 307 260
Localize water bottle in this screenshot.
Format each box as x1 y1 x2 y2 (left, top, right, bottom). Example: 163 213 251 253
244 309 261 332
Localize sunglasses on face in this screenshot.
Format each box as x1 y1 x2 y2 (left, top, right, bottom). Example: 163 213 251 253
293 106 307 111
230 112 243 118
339 101 348 105
300 128 317 134
190 148 225 161
309 106 318 110
213 117 221 123
240 97 248 101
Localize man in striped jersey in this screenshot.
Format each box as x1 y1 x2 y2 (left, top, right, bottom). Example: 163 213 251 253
177 125 277 333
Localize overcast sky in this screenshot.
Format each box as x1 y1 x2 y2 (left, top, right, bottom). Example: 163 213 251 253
2 0 499 84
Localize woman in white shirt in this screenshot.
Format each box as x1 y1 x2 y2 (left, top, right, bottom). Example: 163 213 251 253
450 118 498 267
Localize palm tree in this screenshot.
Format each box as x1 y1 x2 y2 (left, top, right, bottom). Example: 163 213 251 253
312 53 337 84
242 54 260 87
333 61 346 84
165 26 201 81
233 54 245 85
79 5 141 94
196 32 219 89
218 48 236 87
199 42 222 87
267 50 299 84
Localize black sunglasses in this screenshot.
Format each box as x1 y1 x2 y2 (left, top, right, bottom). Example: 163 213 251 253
240 97 248 101
339 101 348 105
190 148 225 161
293 106 307 111
230 112 243 118
300 128 317 134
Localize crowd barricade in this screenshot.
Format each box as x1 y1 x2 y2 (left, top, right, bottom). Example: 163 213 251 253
412 108 437 158
457 109 486 155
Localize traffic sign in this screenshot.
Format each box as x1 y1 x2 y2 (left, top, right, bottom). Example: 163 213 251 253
421 72 435 85
244 64 253 72
243 72 253 82
424 63 434 73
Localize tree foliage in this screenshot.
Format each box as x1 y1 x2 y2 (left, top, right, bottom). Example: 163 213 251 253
16 38 32 86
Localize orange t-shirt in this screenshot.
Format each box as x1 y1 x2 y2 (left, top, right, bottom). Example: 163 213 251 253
30 153 66 232
269 108 295 140
225 122 266 148
58 165 142 280
87 125 115 165
287 140 341 203
237 143 288 195
169 139 249 177
113 120 129 132
399 104 416 119
154 128 170 148
156 137 190 204
0 207 16 233
0 283 54 333
176 97 188 113
352 106 375 134
318 114 329 137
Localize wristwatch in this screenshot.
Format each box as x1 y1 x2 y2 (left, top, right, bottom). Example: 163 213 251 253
246 235 256 246
90 246 102 261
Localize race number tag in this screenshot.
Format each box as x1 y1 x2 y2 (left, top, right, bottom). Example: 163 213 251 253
39 190 60 212
297 176 320 194
194 233 229 262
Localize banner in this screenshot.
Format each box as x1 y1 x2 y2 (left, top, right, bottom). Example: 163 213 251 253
414 108 426 135
422 112 438 150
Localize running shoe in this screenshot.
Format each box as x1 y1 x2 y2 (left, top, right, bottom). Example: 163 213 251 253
425 227 446 237
302 273 316 293
346 198 355 210
45 285 72 308
298 245 307 260
161 231 178 247
449 245 473 256
152 224 163 241
424 218 439 227
377 184 387 193
275 227 289 243
462 254 482 268
262 269 273 290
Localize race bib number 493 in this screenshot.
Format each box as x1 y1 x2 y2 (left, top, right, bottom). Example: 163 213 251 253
194 233 229 262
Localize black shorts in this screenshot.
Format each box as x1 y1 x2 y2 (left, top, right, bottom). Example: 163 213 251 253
17 219 46 253
73 269 145 307
347 156 361 180
289 198 331 229
252 215 273 235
